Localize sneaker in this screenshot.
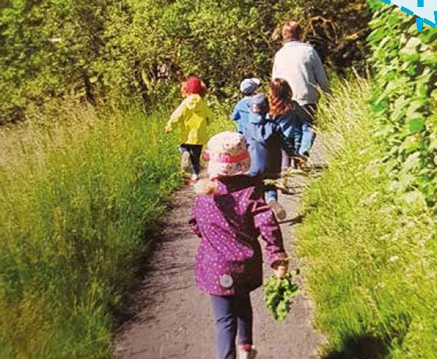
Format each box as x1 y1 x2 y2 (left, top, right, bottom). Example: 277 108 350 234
268 199 287 221
187 174 199 186
239 346 257 359
181 152 191 174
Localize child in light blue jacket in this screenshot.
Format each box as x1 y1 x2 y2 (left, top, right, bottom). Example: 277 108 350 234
231 78 261 134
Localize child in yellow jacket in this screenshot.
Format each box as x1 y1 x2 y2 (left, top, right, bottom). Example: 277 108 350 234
165 76 214 182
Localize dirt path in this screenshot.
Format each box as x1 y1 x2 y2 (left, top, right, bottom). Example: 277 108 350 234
114 139 327 359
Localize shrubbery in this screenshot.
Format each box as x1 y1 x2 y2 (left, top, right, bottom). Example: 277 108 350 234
1 0 371 124
297 79 437 358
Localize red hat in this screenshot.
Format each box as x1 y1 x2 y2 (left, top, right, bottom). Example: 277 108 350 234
185 76 203 95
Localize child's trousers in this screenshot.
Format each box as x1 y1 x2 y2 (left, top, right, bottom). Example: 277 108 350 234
210 293 253 359
179 144 203 175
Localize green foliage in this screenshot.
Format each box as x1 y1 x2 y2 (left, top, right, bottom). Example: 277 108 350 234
367 0 437 207
0 0 371 124
297 79 437 358
0 99 231 357
263 274 299 321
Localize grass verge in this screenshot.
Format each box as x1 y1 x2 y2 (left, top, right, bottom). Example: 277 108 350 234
0 101 232 358
297 78 437 358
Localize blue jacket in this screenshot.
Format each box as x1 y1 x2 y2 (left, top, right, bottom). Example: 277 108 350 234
272 102 308 154
231 97 253 133
244 113 289 179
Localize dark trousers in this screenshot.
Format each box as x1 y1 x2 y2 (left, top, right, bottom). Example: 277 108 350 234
210 294 253 359
179 144 203 175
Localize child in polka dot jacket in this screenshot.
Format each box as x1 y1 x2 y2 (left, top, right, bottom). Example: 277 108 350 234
189 131 289 359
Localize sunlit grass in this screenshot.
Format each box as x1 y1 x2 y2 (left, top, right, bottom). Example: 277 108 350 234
0 100 232 358
297 78 437 358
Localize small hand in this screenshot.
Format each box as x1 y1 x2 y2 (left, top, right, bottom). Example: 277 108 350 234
272 261 288 279
164 126 171 134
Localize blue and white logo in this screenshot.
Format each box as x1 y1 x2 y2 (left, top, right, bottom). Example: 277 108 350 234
379 0 437 32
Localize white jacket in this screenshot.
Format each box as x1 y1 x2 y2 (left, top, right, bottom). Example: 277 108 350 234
272 41 331 106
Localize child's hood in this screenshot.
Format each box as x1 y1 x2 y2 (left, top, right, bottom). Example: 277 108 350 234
184 94 204 111
247 116 277 144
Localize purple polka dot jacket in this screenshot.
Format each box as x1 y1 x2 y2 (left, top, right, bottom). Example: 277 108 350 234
189 175 287 296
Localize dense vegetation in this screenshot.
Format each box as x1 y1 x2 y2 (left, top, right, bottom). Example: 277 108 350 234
368 0 437 207
0 102 233 357
0 0 370 124
298 78 437 359
2 0 436 358
297 2 437 356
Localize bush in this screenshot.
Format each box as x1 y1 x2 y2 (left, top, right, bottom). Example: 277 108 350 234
297 79 437 358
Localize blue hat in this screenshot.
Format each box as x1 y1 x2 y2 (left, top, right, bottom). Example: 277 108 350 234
251 93 268 111
240 78 261 95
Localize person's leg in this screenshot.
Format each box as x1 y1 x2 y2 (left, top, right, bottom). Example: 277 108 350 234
210 295 237 359
235 293 253 347
265 183 286 220
299 104 317 156
179 144 191 174
281 149 292 174
189 145 203 177
264 183 278 202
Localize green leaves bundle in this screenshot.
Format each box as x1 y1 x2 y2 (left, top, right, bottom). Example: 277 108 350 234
263 273 300 321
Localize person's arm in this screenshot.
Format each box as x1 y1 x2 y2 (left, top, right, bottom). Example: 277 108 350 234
231 104 241 121
278 124 295 156
205 104 214 126
165 102 186 133
272 53 280 80
310 48 332 97
251 191 288 267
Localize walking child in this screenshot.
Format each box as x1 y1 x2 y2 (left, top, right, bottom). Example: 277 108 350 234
231 78 261 134
268 78 309 172
165 76 214 182
189 131 288 359
243 93 291 220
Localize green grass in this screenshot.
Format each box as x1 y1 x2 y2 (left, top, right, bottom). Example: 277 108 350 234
0 100 232 358
297 78 437 358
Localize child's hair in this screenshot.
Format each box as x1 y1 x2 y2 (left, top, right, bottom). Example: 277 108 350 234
185 75 208 97
268 78 294 117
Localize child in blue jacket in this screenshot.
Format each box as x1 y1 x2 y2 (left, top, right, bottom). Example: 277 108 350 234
268 78 310 171
231 78 261 134
243 93 291 220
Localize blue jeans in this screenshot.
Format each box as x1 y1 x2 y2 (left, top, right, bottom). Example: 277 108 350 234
210 294 253 359
299 104 317 156
264 183 278 202
179 144 203 175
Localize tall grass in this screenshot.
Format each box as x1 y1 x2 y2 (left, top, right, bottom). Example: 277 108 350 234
297 78 437 358
0 101 232 358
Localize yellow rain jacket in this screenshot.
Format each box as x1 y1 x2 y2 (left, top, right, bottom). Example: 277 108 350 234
165 95 214 145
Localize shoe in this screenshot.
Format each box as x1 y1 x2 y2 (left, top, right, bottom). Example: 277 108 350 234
187 174 199 186
181 152 191 174
268 199 286 221
239 345 257 359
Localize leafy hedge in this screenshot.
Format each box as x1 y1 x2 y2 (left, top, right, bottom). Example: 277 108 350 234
297 78 437 359
367 0 437 209
0 0 371 124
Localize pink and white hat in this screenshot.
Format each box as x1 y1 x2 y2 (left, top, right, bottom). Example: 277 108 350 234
204 131 250 179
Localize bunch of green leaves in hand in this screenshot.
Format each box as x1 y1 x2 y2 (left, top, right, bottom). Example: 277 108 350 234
264 273 300 321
